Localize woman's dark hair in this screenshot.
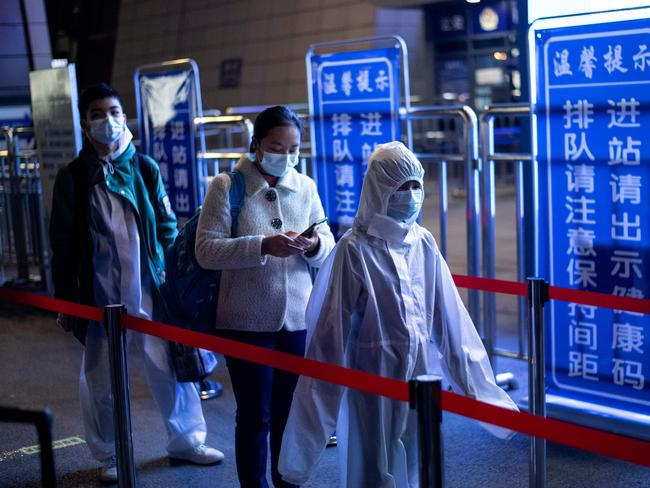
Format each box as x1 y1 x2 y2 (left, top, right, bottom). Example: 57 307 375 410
250 105 303 152
78 83 124 120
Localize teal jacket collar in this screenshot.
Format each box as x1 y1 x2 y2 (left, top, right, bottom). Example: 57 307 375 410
77 142 137 186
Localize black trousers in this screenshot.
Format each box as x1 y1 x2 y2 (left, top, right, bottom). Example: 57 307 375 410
219 328 305 488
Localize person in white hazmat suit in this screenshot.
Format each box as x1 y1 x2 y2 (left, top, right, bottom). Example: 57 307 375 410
278 141 518 487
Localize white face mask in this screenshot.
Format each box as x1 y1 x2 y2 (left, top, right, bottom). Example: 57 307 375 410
89 114 125 145
386 188 423 223
259 151 299 177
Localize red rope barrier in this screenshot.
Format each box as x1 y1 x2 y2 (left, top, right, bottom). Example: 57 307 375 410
452 274 527 297
2 285 650 468
123 315 409 402
451 274 650 314
548 285 650 315
123 313 650 467
0 287 103 322
442 391 650 467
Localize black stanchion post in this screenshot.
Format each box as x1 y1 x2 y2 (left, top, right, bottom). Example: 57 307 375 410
35 408 56 488
409 374 444 488
104 304 136 487
527 278 549 488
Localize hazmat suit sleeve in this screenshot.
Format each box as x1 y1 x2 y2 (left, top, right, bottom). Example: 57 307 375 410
278 241 364 485
430 241 518 438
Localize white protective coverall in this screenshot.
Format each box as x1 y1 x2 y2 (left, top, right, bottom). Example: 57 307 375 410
278 142 517 487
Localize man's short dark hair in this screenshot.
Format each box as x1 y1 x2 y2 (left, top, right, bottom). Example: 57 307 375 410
78 83 124 120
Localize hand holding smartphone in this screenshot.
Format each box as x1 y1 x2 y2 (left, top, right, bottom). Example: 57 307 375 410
299 217 328 237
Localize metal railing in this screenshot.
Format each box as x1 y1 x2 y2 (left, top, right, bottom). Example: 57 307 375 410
195 111 316 182
0 406 57 487
194 114 254 194
402 105 482 328
0 127 52 292
479 103 533 362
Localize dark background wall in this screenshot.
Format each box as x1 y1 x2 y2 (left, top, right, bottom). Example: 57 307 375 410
0 0 52 106
44 0 120 92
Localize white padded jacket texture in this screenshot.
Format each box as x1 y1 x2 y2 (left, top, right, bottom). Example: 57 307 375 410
195 156 335 332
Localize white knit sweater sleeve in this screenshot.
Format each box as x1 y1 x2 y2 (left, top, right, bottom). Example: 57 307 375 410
195 174 267 270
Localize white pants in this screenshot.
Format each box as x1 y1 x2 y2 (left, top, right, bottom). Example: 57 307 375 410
79 322 207 462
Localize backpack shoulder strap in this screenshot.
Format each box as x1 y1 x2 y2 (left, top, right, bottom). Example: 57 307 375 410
228 169 246 236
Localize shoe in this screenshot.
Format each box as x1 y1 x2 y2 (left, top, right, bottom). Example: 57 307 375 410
100 456 117 483
170 444 224 465
326 434 337 448
196 380 223 401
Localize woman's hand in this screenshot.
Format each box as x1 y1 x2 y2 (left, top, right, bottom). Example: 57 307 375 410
290 229 320 257
261 230 320 258
262 233 310 257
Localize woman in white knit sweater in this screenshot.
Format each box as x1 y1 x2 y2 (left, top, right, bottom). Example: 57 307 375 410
195 106 335 488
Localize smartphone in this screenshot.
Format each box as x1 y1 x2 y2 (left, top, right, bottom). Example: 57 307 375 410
299 217 328 237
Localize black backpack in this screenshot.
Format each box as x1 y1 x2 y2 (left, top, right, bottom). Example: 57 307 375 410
161 170 246 381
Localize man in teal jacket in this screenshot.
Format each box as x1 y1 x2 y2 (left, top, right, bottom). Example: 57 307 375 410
50 83 222 482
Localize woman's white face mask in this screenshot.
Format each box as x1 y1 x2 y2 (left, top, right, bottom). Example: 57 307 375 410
259 151 299 177
89 114 125 145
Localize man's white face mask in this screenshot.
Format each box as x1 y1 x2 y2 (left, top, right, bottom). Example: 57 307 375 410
89 114 125 145
259 151 299 177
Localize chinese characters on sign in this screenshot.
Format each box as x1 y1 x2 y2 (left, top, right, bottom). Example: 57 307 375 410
539 25 650 413
138 70 199 220
310 48 401 236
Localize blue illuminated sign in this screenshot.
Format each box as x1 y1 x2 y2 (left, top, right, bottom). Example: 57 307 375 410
136 69 200 220
533 11 650 418
309 47 401 236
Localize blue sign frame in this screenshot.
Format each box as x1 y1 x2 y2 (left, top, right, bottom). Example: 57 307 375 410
307 38 408 237
530 8 650 431
134 59 205 220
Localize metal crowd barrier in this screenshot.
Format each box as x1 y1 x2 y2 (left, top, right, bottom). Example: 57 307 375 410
0 406 57 487
479 104 533 363
0 127 52 292
195 111 313 184
401 105 482 329
194 114 254 185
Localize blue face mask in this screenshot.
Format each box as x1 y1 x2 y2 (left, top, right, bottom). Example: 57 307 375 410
386 188 423 222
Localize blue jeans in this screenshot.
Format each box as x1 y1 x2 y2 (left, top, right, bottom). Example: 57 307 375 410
218 328 305 488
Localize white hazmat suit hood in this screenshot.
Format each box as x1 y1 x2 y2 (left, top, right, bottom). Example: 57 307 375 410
354 141 424 244
279 142 517 488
